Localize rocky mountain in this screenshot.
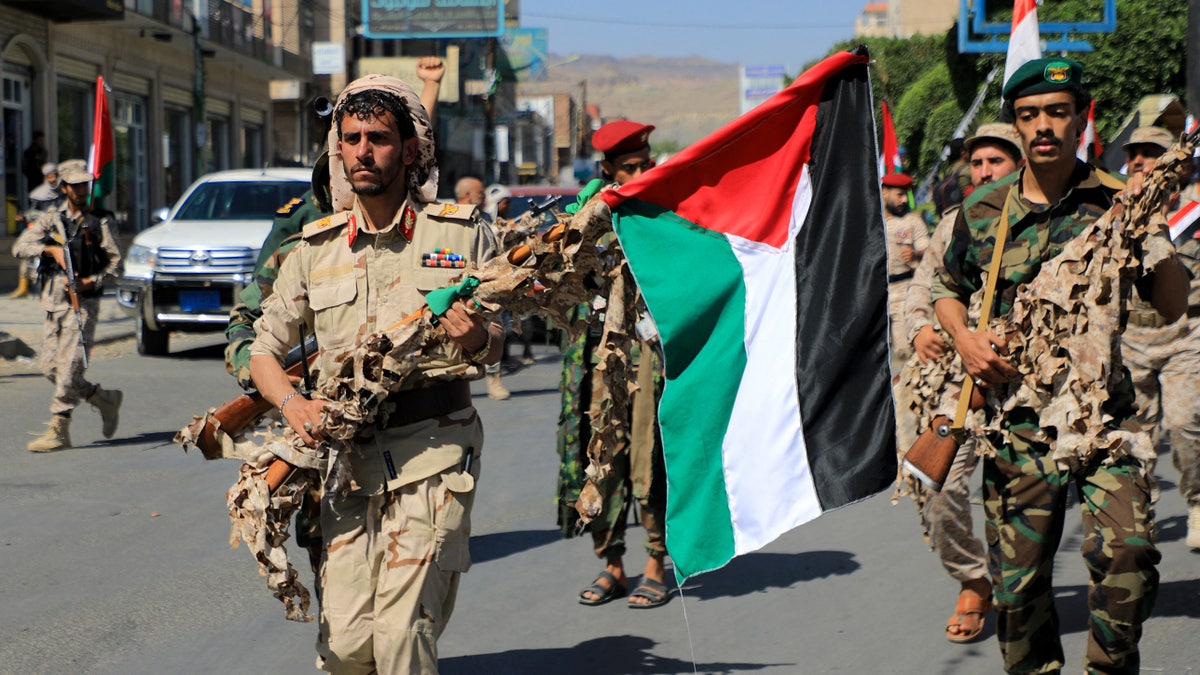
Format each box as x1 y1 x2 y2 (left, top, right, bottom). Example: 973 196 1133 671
519 53 741 149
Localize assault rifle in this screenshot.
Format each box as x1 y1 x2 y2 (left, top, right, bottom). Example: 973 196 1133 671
59 233 89 369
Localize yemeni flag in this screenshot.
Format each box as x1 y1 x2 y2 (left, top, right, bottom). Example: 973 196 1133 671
1169 200 1200 243
88 75 115 204
880 99 901 174
1003 0 1042 87
1076 100 1102 162
603 48 895 581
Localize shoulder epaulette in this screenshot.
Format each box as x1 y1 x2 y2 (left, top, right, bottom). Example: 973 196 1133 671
276 197 306 217
302 211 351 239
424 202 478 222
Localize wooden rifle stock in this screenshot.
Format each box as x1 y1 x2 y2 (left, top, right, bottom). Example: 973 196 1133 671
903 381 985 492
258 220 571 493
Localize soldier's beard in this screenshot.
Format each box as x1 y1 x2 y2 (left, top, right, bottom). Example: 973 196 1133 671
885 202 909 216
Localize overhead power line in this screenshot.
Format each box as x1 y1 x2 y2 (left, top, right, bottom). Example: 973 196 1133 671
522 12 852 31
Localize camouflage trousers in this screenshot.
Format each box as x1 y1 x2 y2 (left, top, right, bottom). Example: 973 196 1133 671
42 298 100 416
888 280 913 367
919 437 988 583
316 467 476 674
1121 320 1200 506
590 348 667 560
983 435 1159 674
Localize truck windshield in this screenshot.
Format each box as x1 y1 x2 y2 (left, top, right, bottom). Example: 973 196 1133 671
174 180 309 220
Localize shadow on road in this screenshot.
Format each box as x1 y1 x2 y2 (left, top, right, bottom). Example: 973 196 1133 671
441 635 784 674
170 342 226 360
680 550 860 600
90 430 180 449
470 528 561 564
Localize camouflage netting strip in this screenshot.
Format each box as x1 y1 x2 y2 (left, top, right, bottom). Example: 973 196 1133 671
180 196 651 620
226 445 317 622
992 139 1193 468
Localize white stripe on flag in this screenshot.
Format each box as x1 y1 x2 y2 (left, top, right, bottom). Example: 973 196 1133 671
722 166 821 556
1004 4 1042 86
1169 201 1200 241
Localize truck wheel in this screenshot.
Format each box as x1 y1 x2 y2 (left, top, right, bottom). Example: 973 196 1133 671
137 317 169 356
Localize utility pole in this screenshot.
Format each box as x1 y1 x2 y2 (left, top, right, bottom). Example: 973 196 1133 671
1190 0 1200 116
192 0 207 179
483 38 496 184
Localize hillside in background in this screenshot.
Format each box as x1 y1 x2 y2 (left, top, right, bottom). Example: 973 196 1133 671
520 53 741 150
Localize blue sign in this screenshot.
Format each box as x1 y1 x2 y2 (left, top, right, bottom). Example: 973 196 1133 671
363 0 505 39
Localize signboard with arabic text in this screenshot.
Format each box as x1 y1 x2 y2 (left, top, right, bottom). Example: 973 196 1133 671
363 0 505 39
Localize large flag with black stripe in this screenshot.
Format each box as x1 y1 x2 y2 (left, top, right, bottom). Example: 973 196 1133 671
603 49 895 582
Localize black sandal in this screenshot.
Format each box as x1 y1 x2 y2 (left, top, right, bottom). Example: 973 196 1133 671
579 570 627 606
627 578 671 608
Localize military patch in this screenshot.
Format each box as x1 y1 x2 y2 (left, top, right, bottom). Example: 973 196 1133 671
425 202 476 221
1044 62 1072 84
276 197 305 216
301 212 350 239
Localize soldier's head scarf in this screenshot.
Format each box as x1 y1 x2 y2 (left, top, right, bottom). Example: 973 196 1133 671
328 74 438 211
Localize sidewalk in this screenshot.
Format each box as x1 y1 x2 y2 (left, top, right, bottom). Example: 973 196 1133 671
0 290 135 359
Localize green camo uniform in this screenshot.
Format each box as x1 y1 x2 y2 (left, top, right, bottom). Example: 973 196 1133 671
224 189 330 390
931 163 1161 674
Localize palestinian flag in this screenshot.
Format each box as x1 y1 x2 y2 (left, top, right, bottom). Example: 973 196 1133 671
88 75 115 203
604 49 895 581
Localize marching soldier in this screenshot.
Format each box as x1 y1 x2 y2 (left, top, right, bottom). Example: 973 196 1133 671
882 171 928 365
931 60 1187 673
1119 125 1200 550
13 160 123 452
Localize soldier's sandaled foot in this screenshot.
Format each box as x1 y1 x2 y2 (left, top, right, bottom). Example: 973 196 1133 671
579 570 627 606
628 578 671 608
946 589 992 643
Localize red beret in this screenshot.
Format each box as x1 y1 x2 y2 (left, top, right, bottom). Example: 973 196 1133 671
881 172 913 188
593 120 655 155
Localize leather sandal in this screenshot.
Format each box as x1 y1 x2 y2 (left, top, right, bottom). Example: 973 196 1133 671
945 589 992 643
579 570 627 606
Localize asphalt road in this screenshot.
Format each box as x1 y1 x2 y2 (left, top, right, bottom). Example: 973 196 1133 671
1 335 1197 674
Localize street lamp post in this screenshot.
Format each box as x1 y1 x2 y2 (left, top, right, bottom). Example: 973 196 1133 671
192 0 207 179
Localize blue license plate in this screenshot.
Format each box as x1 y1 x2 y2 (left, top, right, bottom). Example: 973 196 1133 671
179 289 221 312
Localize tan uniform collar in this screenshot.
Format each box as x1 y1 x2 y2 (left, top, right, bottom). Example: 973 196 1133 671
348 198 418 244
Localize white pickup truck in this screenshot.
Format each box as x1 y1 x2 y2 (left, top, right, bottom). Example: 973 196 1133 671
116 168 311 355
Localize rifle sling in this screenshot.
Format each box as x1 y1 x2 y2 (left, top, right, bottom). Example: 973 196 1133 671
952 196 1012 433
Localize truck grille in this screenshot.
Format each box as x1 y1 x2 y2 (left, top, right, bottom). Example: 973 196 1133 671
155 247 257 274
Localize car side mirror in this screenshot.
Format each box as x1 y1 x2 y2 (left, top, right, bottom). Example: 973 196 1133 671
151 207 170 224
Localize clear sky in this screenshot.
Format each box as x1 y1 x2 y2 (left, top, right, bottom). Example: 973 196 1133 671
519 0 868 74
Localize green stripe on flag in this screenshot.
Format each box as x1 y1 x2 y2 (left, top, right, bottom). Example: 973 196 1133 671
612 199 749 580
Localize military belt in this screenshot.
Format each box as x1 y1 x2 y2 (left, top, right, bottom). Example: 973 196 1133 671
354 379 472 442
1127 306 1200 328
888 270 914 284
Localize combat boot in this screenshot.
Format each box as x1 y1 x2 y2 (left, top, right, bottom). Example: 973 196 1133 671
28 415 71 452
1187 504 1200 550
88 386 123 438
6 276 29 298
487 374 511 400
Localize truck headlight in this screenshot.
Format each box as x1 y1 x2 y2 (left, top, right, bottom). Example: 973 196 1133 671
125 244 157 278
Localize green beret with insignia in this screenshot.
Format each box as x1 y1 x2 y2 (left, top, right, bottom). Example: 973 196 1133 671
1002 58 1084 102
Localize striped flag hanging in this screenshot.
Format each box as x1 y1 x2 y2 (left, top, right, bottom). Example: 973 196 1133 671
88 75 115 204
1004 0 1042 87
880 99 902 175
1077 100 1102 162
604 49 896 581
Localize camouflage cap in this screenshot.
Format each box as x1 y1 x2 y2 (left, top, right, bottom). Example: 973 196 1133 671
57 159 91 185
1002 58 1084 102
1122 126 1175 153
965 122 1023 159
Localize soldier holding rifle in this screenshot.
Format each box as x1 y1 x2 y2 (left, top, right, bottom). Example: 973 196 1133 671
248 75 500 673
13 160 123 452
931 59 1188 673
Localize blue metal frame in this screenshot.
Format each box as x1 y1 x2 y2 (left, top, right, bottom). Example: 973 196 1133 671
958 0 1116 54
